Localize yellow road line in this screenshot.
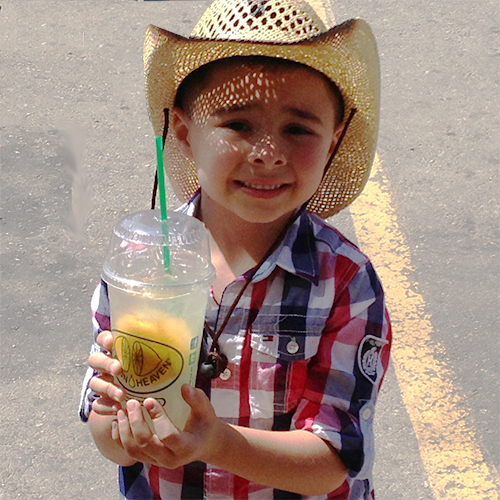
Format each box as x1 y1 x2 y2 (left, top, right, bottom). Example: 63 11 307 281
349 154 500 499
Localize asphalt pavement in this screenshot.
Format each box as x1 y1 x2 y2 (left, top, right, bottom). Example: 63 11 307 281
1 1 498 499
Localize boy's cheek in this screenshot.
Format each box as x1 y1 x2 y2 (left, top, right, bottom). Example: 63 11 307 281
212 139 243 157
197 169 210 187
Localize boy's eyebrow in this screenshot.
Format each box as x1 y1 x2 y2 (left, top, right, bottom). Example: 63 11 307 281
212 103 323 123
212 103 257 116
284 106 322 124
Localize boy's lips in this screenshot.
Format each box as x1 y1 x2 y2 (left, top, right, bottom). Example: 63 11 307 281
235 180 289 198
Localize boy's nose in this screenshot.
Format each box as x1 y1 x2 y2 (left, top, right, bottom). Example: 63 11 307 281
248 136 286 169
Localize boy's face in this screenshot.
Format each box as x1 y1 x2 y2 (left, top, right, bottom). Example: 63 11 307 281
173 63 345 225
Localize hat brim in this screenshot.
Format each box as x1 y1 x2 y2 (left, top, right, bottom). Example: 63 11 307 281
144 19 380 218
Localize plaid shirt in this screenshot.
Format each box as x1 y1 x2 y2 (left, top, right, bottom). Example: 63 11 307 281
80 195 391 500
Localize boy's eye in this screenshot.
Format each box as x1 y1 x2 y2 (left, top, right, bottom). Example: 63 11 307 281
223 120 250 132
285 124 314 136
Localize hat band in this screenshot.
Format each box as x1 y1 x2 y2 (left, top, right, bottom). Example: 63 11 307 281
323 107 356 177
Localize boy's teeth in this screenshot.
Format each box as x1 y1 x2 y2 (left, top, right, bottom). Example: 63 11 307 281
243 182 282 190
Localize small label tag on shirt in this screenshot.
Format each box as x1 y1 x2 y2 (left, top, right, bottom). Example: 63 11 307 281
357 335 388 383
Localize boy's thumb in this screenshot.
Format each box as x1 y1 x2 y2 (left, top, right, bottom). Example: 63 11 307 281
181 384 197 404
181 384 212 418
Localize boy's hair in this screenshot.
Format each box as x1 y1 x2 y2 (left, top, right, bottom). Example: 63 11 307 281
174 56 345 126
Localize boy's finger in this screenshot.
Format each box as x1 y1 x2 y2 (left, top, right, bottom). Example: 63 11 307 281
88 352 121 376
92 396 119 415
127 400 156 447
111 419 121 443
96 330 114 350
117 409 138 453
89 376 125 402
143 398 180 443
118 405 177 467
117 408 145 455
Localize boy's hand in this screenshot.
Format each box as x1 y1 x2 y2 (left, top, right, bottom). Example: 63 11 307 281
88 331 126 415
111 386 347 494
112 384 224 469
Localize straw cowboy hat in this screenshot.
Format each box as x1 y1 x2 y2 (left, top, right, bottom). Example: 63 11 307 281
143 0 380 218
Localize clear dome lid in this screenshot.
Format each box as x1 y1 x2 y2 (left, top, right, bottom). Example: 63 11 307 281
102 210 215 291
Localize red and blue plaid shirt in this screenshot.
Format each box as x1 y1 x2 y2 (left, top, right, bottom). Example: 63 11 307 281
80 195 391 499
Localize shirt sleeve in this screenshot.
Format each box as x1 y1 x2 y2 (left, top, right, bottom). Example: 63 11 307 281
291 259 391 479
78 279 111 422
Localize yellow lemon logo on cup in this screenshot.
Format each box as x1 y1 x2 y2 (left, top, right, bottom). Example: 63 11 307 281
113 331 184 395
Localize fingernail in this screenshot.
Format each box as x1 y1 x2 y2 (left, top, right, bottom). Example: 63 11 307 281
126 399 140 412
111 420 117 440
117 410 126 421
143 398 154 410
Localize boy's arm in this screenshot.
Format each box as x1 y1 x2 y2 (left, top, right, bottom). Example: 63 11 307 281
87 329 346 493
114 388 347 496
290 259 392 480
79 280 111 422
213 422 348 495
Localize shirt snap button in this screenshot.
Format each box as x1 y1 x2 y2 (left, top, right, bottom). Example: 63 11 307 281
361 407 372 420
219 368 231 381
286 340 299 354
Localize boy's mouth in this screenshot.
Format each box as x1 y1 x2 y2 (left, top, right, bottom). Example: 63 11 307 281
236 180 289 198
239 181 285 191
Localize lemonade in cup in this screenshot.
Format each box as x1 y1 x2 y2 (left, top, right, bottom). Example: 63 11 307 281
102 209 215 430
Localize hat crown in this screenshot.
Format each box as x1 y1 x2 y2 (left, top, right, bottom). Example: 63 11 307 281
191 0 336 43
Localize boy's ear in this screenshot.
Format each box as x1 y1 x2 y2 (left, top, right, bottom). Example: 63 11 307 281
172 108 194 160
328 119 348 158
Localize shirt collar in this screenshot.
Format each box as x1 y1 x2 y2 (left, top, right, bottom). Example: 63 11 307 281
253 210 320 285
180 191 320 286
176 190 200 217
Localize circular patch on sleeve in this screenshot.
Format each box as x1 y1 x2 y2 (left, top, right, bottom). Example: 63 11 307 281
357 335 389 383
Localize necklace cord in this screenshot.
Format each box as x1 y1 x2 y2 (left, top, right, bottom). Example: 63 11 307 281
154 108 356 378
322 107 357 178
201 202 307 377
203 109 357 377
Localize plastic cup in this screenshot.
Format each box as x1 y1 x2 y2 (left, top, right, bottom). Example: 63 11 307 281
102 209 215 430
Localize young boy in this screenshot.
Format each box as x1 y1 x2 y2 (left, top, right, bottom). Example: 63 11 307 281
80 1 391 498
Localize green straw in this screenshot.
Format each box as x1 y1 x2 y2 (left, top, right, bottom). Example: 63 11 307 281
155 136 171 273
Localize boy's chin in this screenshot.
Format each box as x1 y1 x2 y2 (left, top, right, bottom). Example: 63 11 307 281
201 190 299 226
233 207 297 226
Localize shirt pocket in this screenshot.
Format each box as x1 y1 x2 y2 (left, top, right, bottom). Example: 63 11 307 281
249 315 325 416
250 314 325 362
